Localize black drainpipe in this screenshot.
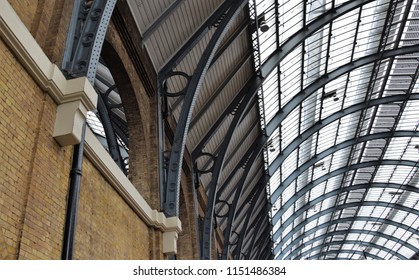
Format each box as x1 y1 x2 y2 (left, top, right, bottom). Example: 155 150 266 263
62 122 87 260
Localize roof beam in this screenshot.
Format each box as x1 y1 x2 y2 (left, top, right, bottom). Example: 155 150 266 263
270 94 419 204
163 0 248 217
234 188 267 259
306 249 384 260
273 198 419 253
287 229 419 260
275 182 419 258
260 0 375 78
271 131 419 221
264 44 419 137
200 81 257 260
295 240 407 260
141 0 185 43
158 1 242 78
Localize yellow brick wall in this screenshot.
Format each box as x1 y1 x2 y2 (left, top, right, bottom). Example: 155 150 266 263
1 0 177 260
73 157 150 259
0 37 73 259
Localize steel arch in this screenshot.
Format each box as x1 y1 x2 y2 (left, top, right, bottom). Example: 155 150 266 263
275 182 419 258
268 94 419 189
234 186 268 259
260 0 376 78
271 131 419 221
164 0 247 217
275 216 419 257
200 83 257 259
287 229 419 260
295 240 407 260
273 199 419 253
305 249 384 260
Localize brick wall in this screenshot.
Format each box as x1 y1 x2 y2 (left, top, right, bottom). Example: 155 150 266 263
73 157 150 259
1 0 193 260
0 37 73 259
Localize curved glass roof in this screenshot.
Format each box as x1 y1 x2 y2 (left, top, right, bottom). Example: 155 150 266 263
252 0 419 259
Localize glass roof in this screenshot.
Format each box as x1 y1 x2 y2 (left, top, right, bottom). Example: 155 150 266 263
252 0 419 259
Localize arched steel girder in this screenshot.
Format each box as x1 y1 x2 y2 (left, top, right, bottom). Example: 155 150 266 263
163 0 248 217
295 240 407 260
96 93 126 173
264 43 419 137
259 0 375 78
234 173 270 225
158 1 243 80
200 82 258 259
193 0 405 166
244 211 267 259
269 93 419 206
253 227 272 260
233 185 268 259
306 250 384 260
286 229 419 260
273 198 419 253
275 182 419 258
191 74 264 159
220 135 267 259
271 131 419 221
225 45 419 214
62 0 117 83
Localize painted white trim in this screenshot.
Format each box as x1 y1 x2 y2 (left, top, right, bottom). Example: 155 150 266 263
0 0 181 254
0 0 97 109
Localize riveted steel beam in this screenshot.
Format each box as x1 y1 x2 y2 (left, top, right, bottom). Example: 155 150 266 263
287 229 419 260
220 139 266 259
158 1 244 79
234 185 267 259
62 0 117 83
164 0 248 217
273 198 419 253
275 182 419 259
271 130 419 221
188 52 253 131
200 80 258 259
306 250 384 260
192 74 264 159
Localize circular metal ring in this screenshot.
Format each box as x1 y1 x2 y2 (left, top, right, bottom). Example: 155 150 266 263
162 71 191 97
214 200 230 218
195 152 216 174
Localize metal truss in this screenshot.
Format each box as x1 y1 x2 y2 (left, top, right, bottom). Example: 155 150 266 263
141 0 185 43
275 182 419 258
269 77 419 205
200 85 257 259
260 0 375 78
287 229 419 260
163 0 248 218
62 0 117 83
264 43 419 137
295 240 407 260
306 250 384 260
271 130 419 220
232 185 268 259
273 199 419 254
96 88 127 173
